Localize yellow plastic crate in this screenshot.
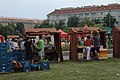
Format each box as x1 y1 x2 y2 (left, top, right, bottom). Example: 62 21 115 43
99 49 108 59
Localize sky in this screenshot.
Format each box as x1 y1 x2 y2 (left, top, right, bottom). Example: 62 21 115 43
0 0 120 20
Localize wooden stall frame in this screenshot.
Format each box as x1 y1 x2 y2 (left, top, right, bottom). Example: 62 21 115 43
24 28 63 62
69 27 107 61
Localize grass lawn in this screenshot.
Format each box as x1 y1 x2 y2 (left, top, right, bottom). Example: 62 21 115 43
0 58 120 80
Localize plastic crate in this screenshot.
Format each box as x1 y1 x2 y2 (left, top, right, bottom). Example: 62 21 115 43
0 43 7 48
0 51 7 56
40 61 50 70
31 63 41 71
21 61 31 72
0 68 14 72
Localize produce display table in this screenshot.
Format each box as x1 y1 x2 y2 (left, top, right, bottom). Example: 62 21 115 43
77 46 108 60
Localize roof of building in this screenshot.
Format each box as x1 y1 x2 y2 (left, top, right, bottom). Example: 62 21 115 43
48 3 120 15
0 17 43 23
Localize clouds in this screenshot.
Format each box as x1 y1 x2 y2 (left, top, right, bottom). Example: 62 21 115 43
0 0 120 19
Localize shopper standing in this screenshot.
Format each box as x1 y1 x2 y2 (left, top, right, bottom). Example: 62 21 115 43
24 36 34 63
93 31 100 59
85 36 91 60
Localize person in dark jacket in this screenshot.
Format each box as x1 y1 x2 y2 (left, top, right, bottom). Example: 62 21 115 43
93 31 100 59
24 36 34 63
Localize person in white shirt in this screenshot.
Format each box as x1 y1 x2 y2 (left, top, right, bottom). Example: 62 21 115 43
20 39 25 50
11 39 18 50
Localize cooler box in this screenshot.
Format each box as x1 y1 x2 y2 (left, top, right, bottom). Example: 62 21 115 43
99 49 108 59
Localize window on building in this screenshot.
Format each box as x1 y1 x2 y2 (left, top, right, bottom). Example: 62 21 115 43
85 13 89 16
103 11 109 15
78 13 83 17
51 16 55 19
118 10 120 13
91 12 96 16
67 14 72 18
61 15 66 18
73 14 77 17
56 15 60 20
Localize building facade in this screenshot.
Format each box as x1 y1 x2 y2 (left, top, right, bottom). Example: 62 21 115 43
0 17 43 28
47 3 120 26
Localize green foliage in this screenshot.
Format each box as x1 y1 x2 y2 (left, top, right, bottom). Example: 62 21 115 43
79 17 95 27
62 43 70 51
61 26 70 33
40 19 50 28
49 23 54 28
34 24 41 28
34 20 50 28
16 22 24 35
103 13 118 27
92 19 101 24
108 40 113 49
0 23 16 38
55 20 65 30
67 16 79 27
94 24 105 29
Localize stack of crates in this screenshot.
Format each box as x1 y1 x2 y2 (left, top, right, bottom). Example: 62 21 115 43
12 50 26 61
12 50 19 61
20 61 31 72
0 43 14 73
18 50 26 61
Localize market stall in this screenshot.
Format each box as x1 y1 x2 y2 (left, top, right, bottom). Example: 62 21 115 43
69 27 107 61
24 28 63 62
113 27 120 58
58 29 69 40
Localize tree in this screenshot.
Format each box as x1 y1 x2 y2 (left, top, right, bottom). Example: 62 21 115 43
103 13 118 27
67 16 79 27
39 19 50 28
16 22 24 35
0 23 16 38
79 17 95 27
34 24 41 28
55 20 65 30
92 19 101 24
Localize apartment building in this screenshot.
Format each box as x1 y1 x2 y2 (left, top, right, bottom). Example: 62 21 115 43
47 3 120 26
0 17 43 28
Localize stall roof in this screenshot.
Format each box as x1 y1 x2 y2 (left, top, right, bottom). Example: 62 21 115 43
24 28 59 33
70 27 102 33
114 27 120 31
7 35 19 39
